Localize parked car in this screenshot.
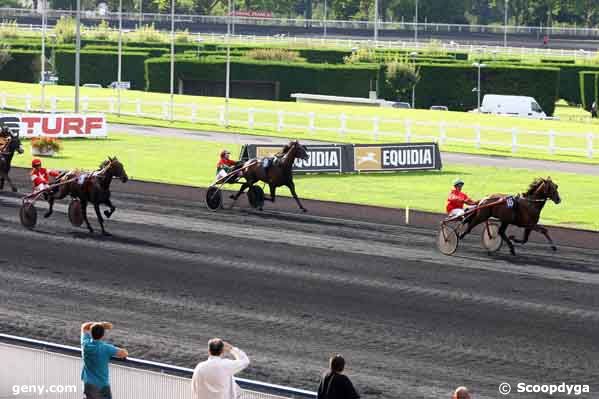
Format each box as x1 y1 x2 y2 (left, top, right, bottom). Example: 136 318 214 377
109 81 131 89
392 102 411 109
479 94 546 119
430 105 449 111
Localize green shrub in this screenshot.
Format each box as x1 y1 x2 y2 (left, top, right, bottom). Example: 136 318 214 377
130 24 166 43
145 57 379 100
579 71 599 110
246 48 302 62
0 20 19 39
344 48 378 64
413 63 559 115
0 49 40 83
55 50 149 89
384 60 420 101
55 16 76 44
550 63 599 105
84 44 167 58
84 20 115 41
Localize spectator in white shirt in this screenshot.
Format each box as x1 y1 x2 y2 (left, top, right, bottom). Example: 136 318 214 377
191 338 250 399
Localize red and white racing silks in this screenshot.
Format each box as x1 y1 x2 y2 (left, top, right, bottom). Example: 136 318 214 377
30 167 60 192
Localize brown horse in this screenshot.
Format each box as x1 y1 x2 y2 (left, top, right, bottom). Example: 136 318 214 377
232 140 310 212
0 127 24 192
45 157 128 235
459 177 561 255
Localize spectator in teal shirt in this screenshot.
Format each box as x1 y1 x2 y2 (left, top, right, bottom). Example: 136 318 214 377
80 321 128 399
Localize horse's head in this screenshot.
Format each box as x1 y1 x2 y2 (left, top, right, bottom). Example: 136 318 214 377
7 130 23 155
528 177 561 204
101 156 128 183
289 140 309 161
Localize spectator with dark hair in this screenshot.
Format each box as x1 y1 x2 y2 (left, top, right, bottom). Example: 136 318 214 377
80 321 128 399
191 338 250 399
317 354 359 399
452 386 471 399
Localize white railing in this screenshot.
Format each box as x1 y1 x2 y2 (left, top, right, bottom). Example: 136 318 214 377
2 7 599 38
0 334 316 399
0 92 596 159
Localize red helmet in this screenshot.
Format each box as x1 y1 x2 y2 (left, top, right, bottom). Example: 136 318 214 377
32 158 42 167
220 150 230 158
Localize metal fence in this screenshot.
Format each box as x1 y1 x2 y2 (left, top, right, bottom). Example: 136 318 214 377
0 334 316 399
2 7 599 38
0 92 596 159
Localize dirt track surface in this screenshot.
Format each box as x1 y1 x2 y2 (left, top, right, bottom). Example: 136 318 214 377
1 178 599 399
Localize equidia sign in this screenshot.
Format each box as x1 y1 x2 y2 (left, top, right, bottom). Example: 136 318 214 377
241 143 442 173
0 114 107 138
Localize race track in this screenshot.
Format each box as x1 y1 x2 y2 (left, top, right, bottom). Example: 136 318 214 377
1 179 598 399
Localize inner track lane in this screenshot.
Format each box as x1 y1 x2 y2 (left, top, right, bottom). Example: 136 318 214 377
1 189 598 399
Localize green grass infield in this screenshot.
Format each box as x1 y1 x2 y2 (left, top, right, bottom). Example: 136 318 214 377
10 132 598 231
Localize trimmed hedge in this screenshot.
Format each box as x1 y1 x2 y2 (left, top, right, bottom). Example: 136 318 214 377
55 50 149 89
0 49 40 83
84 45 168 58
145 57 380 100
80 39 199 53
579 71 599 110
409 63 559 115
541 59 575 65
549 63 599 105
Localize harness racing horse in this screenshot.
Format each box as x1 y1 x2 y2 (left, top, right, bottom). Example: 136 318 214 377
45 157 128 235
0 127 24 192
459 177 561 255
232 140 310 212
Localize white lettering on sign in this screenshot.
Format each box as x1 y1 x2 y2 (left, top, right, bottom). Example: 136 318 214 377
0 114 107 137
382 148 433 168
294 150 339 169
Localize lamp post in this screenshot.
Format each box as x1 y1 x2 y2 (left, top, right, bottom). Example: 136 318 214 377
225 0 231 127
74 0 81 112
503 0 508 47
323 0 327 38
473 62 487 111
414 0 418 42
40 0 46 111
169 0 175 121
409 51 418 108
117 0 123 116
374 0 378 42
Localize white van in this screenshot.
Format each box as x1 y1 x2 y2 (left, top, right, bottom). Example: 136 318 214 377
480 94 546 119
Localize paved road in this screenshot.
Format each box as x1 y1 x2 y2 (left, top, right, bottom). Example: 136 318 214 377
0 180 598 399
112 123 599 175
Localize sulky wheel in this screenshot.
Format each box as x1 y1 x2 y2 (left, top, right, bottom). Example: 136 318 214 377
481 222 503 253
247 185 265 209
68 199 84 227
205 186 223 211
20 203 38 230
437 224 459 255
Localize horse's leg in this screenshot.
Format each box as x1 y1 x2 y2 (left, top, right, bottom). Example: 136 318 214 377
103 198 116 219
499 222 516 255
509 228 531 244
44 195 55 218
268 184 276 202
458 213 483 239
231 181 250 200
93 203 109 236
3 173 17 192
533 225 557 251
286 181 306 212
81 200 94 233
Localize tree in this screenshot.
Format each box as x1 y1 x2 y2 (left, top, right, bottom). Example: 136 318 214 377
385 59 420 101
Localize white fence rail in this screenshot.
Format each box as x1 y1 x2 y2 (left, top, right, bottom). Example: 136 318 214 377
0 92 596 159
0 334 315 399
2 7 599 38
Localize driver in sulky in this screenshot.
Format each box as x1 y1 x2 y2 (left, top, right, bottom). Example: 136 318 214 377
446 178 478 218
